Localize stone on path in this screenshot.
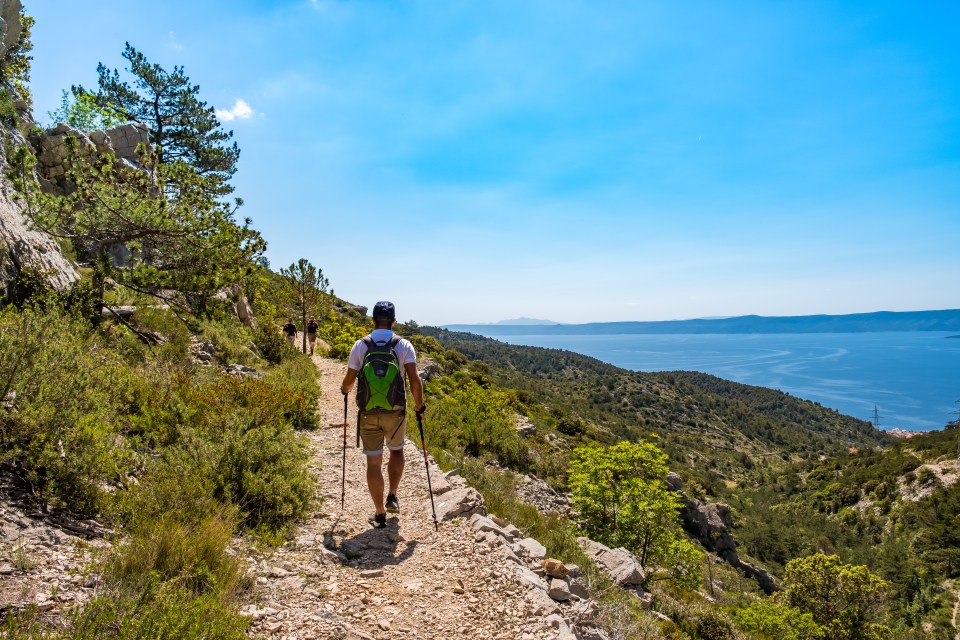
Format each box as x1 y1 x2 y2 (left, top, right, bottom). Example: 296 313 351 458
516 537 547 562
434 487 487 521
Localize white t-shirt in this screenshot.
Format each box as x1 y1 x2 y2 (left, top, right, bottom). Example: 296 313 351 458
347 330 417 384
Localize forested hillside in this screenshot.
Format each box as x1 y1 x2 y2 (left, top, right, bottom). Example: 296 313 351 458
421 328 893 486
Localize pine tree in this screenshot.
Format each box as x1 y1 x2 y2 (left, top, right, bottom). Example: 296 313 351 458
9 139 264 314
75 43 239 196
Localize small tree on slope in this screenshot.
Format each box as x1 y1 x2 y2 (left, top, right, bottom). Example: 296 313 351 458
568 440 704 590
280 258 329 353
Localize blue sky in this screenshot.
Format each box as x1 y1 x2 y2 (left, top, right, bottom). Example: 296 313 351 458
28 0 960 325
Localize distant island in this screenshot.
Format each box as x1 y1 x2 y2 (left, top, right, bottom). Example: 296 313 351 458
445 309 960 335
475 317 559 326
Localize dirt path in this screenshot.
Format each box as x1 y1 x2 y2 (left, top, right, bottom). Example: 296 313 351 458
243 356 563 640
952 580 959 640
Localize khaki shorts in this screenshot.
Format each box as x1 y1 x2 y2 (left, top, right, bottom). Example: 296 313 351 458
359 411 406 456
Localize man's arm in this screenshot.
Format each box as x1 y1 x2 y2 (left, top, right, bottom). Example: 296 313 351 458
341 368 358 395
404 362 425 413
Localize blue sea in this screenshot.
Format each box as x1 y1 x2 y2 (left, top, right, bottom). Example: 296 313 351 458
485 332 960 431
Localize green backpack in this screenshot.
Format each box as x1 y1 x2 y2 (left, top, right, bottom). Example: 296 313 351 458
356 335 406 412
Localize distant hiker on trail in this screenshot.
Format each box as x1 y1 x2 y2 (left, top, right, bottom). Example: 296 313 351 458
340 301 425 529
282 319 297 347
306 316 319 355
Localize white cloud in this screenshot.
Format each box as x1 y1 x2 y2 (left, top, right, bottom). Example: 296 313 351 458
168 31 184 52
216 99 254 122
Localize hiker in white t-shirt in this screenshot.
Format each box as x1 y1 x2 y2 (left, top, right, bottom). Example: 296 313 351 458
340 301 425 529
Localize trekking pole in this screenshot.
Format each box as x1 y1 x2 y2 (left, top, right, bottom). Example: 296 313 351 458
341 391 348 510
416 410 439 532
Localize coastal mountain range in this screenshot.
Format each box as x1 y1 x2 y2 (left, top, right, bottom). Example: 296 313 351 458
446 308 960 335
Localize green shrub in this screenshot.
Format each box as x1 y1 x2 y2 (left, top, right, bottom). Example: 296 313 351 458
693 608 737 640
0 307 143 513
198 318 258 366
253 323 296 364
733 599 825 640
264 355 320 430
135 373 315 531
69 512 250 640
0 88 18 126
319 313 367 360
426 380 529 469
139 314 191 361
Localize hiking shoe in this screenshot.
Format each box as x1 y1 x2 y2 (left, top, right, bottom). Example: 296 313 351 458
368 512 386 529
385 494 400 514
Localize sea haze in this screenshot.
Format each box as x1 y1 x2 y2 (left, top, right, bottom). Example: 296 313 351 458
473 331 960 431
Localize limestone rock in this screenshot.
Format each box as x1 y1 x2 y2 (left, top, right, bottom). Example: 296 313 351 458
222 284 257 329
100 305 136 319
526 587 559 616
468 513 514 542
577 537 645 587
0 0 22 53
515 537 547 562
665 471 683 491
417 356 441 380
0 182 79 293
434 487 486 521
517 473 572 515
512 564 547 590
547 577 571 602
427 465 452 495
515 416 537 437
676 488 778 594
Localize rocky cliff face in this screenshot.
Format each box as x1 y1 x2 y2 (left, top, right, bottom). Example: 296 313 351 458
31 122 149 195
0 0 81 294
666 472 778 594
0 0 151 296
0 0 21 52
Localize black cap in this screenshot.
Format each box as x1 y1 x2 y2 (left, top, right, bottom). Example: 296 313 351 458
372 301 396 320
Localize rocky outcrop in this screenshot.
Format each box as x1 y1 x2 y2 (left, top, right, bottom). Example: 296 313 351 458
336 304 367 316
515 415 537 437
516 473 572 515
33 123 150 195
577 537 646 587
416 356 441 381
433 486 486 521
0 3 88 294
0 0 21 52
669 472 778 594
0 186 79 293
214 284 257 329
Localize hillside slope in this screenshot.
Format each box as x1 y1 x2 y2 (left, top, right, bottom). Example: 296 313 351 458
422 328 892 483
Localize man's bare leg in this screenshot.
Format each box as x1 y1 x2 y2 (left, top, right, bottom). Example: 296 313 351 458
387 449 405 496
366 453 385 514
